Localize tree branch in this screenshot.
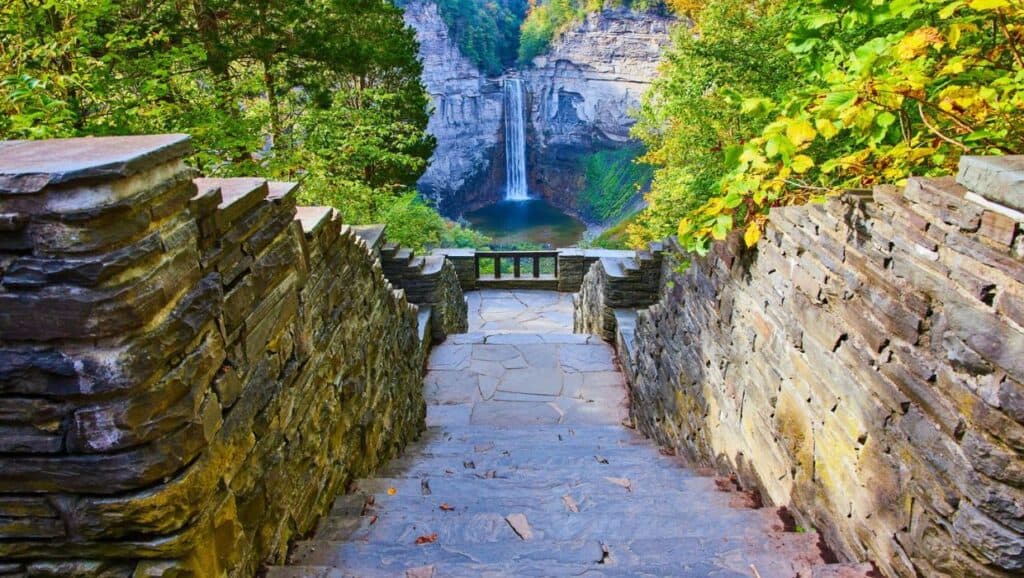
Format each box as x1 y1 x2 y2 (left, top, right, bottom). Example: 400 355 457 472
918 102 969 151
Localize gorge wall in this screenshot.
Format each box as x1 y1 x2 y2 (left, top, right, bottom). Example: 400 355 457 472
575 158 1024 577
523 9 673 220
0 135 447 576
405 2 671 222
404 0 505 216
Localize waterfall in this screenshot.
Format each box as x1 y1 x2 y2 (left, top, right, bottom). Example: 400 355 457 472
504 77 529 201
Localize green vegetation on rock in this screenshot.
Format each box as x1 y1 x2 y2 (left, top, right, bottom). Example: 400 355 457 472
399 0 529 75
577 145 654 223
519 0 669 64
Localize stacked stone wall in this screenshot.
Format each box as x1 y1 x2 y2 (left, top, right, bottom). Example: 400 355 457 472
0 135 428 576
580 160 1023 576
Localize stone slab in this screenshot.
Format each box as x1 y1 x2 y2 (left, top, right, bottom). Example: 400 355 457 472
0 134 191 194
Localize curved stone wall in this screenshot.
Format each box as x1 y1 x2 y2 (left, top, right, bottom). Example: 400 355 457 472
0 135 430 576
577 160 1024 577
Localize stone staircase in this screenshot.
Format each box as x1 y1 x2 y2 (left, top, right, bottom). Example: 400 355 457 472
266 292 876 578
351 225 467 342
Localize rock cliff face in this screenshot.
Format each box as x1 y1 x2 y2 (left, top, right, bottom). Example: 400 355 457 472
404 1 505 216
523 9 673 216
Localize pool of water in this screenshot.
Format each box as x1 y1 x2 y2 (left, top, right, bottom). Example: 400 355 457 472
464 198 586 248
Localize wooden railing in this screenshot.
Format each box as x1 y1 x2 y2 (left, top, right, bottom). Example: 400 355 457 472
474 251 559 280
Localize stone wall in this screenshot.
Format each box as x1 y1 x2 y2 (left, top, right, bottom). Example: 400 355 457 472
572 242 663 340
0 135 429 576
578 158 1024 577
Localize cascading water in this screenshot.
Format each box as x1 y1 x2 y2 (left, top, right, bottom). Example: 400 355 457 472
504 77 529 201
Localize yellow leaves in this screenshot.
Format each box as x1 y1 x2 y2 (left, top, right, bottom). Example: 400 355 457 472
677 218 692 239
815 118 839 140
938 85 983 113
785 119 817 147
791 154 815 174
968 0 1011 10
743 222 761 248
387 487 397 496
896 27 944 60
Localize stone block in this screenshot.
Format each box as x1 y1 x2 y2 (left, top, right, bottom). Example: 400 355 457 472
958 155 1024 213
0 134 191 195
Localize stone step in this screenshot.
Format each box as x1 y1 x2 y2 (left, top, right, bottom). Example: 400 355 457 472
447 332 599 345
283 535 817 578
347 474 723 502
323 492 761 525
315 501 777 545
421 254 445 276
408 423 648 444
380 242 400 259
377 447 687 478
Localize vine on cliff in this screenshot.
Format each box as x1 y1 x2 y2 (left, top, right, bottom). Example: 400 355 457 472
631 0 1024 254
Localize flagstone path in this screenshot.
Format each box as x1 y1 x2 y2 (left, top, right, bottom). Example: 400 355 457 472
267 290 870 578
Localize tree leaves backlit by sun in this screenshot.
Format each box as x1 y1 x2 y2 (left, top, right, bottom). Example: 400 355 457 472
631 0 1024 255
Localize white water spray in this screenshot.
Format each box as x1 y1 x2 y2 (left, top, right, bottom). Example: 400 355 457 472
504 77 529 201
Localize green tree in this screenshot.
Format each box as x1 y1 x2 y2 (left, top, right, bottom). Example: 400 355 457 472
632 0 1024 253
630 0 798 244
0 0 480 250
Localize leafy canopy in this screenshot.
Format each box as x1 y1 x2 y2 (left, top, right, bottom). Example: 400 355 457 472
631 0 1024 253
1 0 482 250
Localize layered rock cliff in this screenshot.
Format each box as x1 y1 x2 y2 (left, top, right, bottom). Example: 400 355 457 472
523 9 673 218
404 2 672 223
403 1 505 216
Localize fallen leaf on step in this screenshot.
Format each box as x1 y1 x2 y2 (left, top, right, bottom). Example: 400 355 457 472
421 478 432 495
387 488 397 496
594 455 609 464
463 460 476 469
480 470 497 479
604 477 632 492
562 495 580 513
659 447 677 457
439 503 455 511
405 565 436 578
369 515 378 526
474 442 494 453
505 513 533 540
415 533 438 545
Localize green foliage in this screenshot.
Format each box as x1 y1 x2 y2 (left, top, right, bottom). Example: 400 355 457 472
589 212 639 249
397 0 528 75
518 0 668 64
0 0 486 249
630 0 798 246
632 0 1024 253
577 145 654 223
377 193 491 250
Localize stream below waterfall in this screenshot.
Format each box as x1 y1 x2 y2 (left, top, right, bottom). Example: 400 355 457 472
463 199 585 248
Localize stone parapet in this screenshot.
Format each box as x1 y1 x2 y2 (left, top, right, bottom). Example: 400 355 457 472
370 238 467 340
610 157 1024 577
572 245 664 340
0 135 427 576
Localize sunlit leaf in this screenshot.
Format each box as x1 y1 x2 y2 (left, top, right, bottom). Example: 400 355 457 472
744 222 762 247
